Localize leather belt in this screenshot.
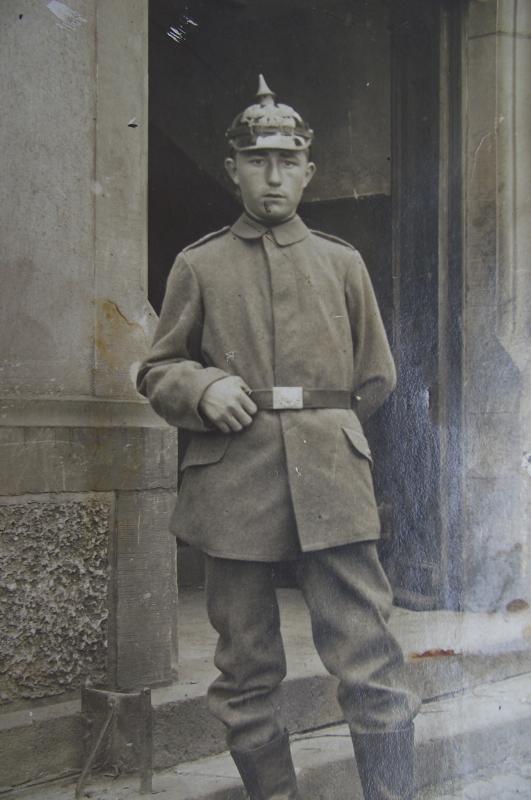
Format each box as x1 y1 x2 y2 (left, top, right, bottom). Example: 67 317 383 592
250 387 352 411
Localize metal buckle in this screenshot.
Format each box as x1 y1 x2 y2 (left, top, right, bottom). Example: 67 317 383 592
272 386 303 410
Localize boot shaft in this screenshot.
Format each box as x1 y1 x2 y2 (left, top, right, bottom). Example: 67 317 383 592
231 730 300 800
351 723 415 800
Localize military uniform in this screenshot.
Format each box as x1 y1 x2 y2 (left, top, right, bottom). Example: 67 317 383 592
138 77 419 800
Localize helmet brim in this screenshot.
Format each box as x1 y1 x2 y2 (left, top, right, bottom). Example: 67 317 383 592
228 132 312 152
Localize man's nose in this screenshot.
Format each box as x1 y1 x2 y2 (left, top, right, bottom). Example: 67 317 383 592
266 160 282 185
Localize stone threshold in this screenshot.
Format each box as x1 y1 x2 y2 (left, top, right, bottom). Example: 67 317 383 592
1 590 530 791
8 672 531 799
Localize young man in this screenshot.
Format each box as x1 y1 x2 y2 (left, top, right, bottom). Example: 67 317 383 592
137 76 420 800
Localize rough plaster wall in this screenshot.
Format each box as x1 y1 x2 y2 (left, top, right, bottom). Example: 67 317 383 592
0 495 111 704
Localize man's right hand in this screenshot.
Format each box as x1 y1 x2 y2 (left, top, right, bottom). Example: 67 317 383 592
199 376 258 433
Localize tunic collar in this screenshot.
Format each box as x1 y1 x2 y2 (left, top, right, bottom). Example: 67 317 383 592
231 213 309 246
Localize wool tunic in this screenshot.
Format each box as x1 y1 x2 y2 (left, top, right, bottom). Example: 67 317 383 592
137 213 396 560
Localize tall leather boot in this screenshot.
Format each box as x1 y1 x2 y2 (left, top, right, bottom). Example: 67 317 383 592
231 730 300 800
351 723 415 800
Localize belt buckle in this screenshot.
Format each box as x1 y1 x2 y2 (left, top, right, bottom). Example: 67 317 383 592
272 386 303 410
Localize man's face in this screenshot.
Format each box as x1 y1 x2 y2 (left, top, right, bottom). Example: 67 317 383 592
224 149 316 224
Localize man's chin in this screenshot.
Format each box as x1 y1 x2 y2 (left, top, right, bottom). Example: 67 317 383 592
246 204 296 225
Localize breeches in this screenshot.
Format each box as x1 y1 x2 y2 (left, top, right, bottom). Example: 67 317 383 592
205 542 420 750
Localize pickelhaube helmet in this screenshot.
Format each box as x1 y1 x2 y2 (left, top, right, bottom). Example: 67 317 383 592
226 75 313 152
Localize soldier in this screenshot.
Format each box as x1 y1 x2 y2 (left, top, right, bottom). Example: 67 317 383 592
137 76 420 800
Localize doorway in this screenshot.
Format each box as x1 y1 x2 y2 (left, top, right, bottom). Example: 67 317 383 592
148 0 463 609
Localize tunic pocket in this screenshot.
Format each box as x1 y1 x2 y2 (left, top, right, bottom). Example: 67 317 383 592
341 426 374 468
180 432 230 470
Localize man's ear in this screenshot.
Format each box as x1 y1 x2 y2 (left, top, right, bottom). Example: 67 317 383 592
303 161 316 189
224 157 239 186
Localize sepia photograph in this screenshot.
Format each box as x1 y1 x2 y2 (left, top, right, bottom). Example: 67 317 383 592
1 1 530 799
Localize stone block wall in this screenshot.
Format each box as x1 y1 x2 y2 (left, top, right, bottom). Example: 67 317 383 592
0 0 179 707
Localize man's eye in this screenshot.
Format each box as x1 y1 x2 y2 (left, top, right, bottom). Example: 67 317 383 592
281 159 297 167
250 158 264 165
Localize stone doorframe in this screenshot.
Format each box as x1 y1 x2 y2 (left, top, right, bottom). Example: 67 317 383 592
381 0 531 613
459 0 531 611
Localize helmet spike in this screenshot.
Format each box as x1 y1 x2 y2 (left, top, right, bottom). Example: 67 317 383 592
256 74 276 106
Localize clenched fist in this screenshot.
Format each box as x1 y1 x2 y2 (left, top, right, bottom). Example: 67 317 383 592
199 376 258 433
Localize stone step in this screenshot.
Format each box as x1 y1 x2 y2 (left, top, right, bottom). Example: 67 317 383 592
150 647 531 771
113 594 531 771
9 672 531 800
1 593 530 791
419 757 531 800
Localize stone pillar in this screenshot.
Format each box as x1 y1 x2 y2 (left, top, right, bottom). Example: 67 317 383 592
0 0 177 703
461 0 531 610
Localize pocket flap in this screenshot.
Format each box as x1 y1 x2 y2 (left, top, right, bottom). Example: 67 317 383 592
180 433 230 470
341 426 373 466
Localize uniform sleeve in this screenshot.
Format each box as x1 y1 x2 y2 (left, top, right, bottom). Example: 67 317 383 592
345 251 397 423
136 253 230 431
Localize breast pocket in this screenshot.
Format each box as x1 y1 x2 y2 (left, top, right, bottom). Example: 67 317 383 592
341 426 374 469
180 432 230 471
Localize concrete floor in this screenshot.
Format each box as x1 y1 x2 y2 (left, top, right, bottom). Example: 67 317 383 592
15 672 531 800
3 588 531 799
157 586 531 705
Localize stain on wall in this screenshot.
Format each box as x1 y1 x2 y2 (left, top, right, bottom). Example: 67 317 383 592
0 495 111 704
95 298 149 372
